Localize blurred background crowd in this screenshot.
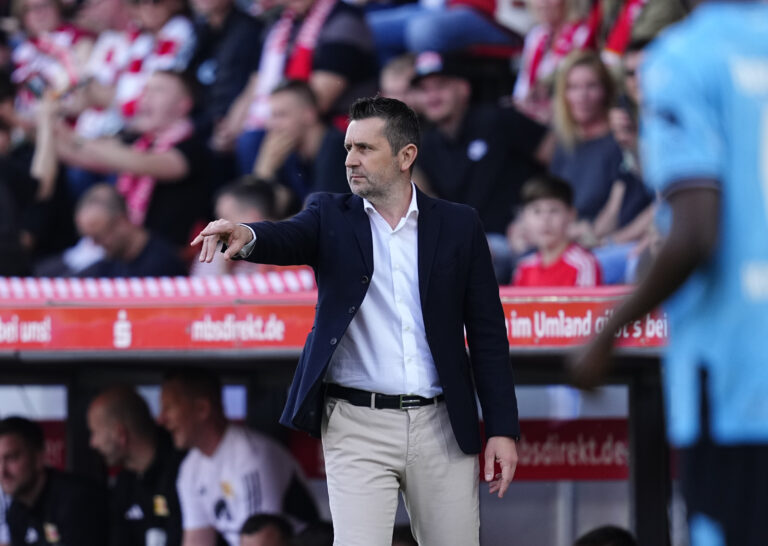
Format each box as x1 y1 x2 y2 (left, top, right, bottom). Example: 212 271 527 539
0 0 688 287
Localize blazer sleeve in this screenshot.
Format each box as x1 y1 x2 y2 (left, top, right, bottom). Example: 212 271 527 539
463 211 520 439
245 193 323 267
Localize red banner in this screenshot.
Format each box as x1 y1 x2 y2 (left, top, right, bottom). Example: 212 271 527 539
0 286 666 352
291 418 628 481
501 287 667 348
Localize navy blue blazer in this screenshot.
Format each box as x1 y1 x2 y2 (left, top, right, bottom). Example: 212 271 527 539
245 188 519 454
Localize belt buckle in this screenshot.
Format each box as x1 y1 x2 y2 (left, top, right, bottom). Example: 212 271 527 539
399 395 421 410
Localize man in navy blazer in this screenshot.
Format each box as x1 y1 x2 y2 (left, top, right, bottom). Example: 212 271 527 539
193 96 519 546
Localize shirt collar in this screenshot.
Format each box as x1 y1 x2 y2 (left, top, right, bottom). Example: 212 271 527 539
363 181 419 220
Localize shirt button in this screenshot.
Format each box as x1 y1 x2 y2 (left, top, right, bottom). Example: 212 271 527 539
330 337 337 346
361 275 369 284
348 306 356 314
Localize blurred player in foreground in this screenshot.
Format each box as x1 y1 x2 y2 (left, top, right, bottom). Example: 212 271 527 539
573 1 768 545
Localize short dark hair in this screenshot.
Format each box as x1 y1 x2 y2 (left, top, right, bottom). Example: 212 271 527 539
521 173 573 207
271 79 318 110
349 96 420 157
574 525 638 546
76 183 128 216
0 416 45 453
95 385 156 440
216 177 277 220
240 513 293 538
163 368 223 410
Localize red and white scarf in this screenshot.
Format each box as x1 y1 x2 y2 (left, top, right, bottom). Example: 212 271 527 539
587 0 649 65
516 19 592 101
245 0 337 130
116 118 194 226
12 24 91 115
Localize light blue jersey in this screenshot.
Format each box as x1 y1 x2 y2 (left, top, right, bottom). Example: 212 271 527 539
641 2 768 447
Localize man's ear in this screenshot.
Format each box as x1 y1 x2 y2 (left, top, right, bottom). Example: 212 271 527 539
399 143 418 173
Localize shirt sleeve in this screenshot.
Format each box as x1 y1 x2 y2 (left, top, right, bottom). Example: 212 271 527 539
176 458 211 530
640 40 723 197
238 224 257 257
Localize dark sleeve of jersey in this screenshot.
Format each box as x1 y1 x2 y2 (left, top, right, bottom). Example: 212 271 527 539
500 107 547 157
57 481 109 546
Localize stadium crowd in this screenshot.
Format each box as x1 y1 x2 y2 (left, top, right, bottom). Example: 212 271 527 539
0 0 686 288
0 1 686 544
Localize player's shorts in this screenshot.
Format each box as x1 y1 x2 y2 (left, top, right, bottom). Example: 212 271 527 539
680 369 768 545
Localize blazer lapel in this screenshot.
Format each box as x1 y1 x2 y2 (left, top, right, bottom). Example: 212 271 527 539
417 188 440 308
343 194 374 274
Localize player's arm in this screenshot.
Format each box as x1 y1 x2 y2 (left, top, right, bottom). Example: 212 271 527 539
181 528 217 546
572 184 720 387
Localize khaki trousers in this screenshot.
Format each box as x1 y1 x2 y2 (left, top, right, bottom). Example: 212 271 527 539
321 397 480 546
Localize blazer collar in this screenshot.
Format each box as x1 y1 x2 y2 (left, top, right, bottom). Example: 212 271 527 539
416 187 440 308
343 193 374 274
342 187 442 304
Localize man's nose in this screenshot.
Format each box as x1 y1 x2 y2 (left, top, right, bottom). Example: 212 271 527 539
345 150 359 168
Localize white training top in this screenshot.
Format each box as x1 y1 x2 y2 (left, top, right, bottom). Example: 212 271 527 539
176 424 304 546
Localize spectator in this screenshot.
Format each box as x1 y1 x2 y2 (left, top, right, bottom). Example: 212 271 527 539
513 0 593 124
222 0 377 173
239 514 292 546
75 0 134 34
66 0 134 149
512 174 601 287
159 369 318 546
378 54 419 111
574 525 638 546
0 416 108 546
87 385 186 546
550 51 652 254
593 0 685 67
11 0 93 130
190 178 286 276
69 183 188 277
366 0 528 67
2 83 78 273
291 522 332 546
69 0 196 147
413 51 550 236
49 70 210 248
188 0 264 136
252 80 347 213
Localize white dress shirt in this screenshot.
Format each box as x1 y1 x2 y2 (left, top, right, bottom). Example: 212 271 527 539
325 184 441 397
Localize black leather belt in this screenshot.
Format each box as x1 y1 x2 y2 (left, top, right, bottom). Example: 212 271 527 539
326 384 444 410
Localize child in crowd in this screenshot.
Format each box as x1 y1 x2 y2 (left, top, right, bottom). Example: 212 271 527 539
513 173 602 287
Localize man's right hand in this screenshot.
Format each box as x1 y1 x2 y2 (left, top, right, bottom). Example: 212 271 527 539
191 219 253 262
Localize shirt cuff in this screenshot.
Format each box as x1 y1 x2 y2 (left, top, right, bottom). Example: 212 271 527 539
237 224 257 258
